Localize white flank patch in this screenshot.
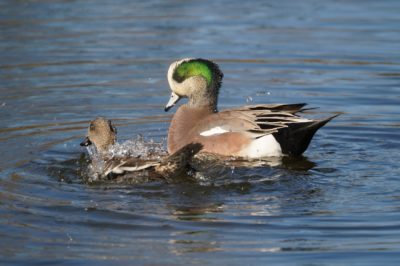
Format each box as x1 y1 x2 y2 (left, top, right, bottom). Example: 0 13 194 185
240 134 282 158
200 126 229 136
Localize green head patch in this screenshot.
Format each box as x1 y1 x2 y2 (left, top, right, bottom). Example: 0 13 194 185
172 59 213 86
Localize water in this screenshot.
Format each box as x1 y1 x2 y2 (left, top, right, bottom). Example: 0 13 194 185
1 0 400 265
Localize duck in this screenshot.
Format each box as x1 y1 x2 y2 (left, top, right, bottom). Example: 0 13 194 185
80 117 202 182
164 58 338 158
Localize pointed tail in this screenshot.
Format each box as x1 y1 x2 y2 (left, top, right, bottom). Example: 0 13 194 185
273 114 339 156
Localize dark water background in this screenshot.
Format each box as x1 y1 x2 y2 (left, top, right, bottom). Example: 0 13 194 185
1 0 400 265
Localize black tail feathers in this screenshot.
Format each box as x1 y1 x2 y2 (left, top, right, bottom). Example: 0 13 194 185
273 114 339 156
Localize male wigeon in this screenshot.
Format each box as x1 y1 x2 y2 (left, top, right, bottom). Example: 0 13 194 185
80 117 201 181
165 58 338 158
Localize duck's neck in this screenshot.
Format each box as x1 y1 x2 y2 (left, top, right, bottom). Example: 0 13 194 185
167 105 214 154
188 88 219 112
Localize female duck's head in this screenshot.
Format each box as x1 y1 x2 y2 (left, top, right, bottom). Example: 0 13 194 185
165 58 223 112
80 117 117 154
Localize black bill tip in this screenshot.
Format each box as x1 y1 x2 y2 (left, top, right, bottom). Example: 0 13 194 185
80 137 92 147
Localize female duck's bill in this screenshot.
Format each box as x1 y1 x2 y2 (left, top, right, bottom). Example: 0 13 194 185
164 58 339 158
80 137 92 147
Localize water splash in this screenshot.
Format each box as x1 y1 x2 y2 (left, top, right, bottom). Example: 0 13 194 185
107 135 167 160
84 144 105 182
84 135 167 182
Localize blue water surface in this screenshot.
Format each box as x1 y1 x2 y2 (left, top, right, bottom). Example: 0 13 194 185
1 0 400 265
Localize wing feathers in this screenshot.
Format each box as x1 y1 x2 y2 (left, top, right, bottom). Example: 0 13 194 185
213 103 315 138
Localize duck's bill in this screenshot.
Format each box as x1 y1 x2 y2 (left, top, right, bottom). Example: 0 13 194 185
164 92 181 112
80 137 92 146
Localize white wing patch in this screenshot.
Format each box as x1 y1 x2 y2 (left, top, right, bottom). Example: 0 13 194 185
293 117 311 123
104 162 158 176
200 126 229 136
119 164 157 172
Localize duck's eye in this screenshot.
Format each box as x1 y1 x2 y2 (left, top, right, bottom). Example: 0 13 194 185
89 124 95 131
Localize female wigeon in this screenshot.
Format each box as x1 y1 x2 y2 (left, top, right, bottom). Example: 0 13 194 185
80 117 201 181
